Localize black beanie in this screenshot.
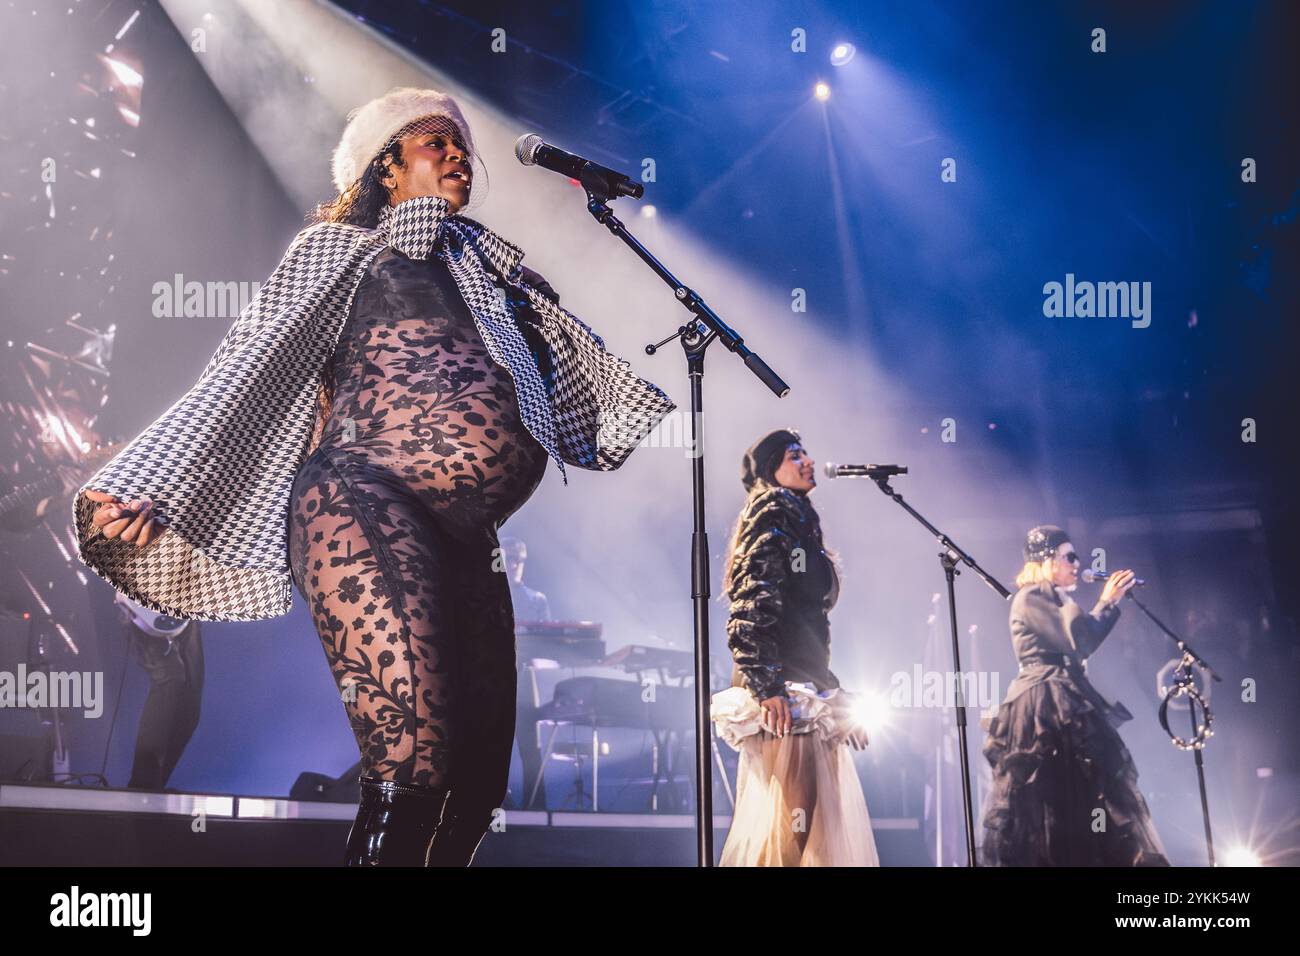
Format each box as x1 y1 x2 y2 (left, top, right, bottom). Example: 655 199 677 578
1024 525 1070 563
741 428 801 492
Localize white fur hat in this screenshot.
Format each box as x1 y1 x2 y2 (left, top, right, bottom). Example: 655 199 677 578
330 87 475 194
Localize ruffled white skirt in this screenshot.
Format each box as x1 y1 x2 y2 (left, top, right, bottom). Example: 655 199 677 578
713 683 880 867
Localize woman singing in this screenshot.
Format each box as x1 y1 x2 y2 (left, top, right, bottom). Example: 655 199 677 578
980 525 1169 866
713 429 878 867
73 88 674 866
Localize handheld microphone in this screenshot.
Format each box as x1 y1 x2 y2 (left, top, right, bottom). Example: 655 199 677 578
514 133 645 199
823 462 909 479
1081 569 1146 587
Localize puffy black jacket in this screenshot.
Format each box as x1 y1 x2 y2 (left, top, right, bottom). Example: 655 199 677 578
724 483 841 701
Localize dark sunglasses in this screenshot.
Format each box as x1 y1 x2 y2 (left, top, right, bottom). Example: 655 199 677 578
1062 552 1080 564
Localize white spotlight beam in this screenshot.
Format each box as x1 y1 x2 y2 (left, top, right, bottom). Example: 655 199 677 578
157 0 432 210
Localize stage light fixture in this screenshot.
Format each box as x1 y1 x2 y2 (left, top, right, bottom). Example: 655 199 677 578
814 81 831 101
830 42 856 66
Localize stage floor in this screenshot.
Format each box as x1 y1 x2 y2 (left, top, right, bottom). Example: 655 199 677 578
0 781 930 866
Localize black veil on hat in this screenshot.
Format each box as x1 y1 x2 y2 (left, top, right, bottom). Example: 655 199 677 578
741 428 801 492
1024 524 1070 564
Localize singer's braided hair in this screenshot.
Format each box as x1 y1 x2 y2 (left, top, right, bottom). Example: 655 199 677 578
311 139 404 227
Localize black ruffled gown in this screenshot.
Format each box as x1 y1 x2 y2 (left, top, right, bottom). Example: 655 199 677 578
980 580 1169 866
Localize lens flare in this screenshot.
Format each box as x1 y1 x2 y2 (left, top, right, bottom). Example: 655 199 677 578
851 691 892 735
1222 845 1262 867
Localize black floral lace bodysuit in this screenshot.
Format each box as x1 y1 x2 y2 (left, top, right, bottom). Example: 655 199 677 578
288 245 549 808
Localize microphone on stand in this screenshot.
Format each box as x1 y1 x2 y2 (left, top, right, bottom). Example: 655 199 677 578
823 462 909 480
1081 569 1147 587
514 134 645 199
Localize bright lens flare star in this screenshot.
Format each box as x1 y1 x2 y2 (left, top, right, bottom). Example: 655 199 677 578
850 692 891 735
814 81 831 101
1221 845 1261 867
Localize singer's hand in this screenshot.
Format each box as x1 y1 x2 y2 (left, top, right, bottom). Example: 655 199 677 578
1100 569 1137 606
760 695 793 738
86 489 169 549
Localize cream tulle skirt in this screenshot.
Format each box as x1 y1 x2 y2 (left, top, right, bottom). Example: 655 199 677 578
714 684 880 867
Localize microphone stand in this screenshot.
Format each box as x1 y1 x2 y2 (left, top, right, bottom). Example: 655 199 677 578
1123 591 1221 865
869 475 1010 866
576 165 789 867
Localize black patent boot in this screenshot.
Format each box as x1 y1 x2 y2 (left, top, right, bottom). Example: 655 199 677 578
424 798 495 867
344 775 452 867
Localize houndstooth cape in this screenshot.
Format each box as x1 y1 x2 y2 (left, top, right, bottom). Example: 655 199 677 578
73 195 675 622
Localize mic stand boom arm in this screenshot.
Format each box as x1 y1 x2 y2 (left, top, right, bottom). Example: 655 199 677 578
578 167 788 396
871 477 1011 602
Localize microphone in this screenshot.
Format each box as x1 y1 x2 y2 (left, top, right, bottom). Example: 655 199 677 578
823 462 908 480
1081 569 1146 587
514 133 645 199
